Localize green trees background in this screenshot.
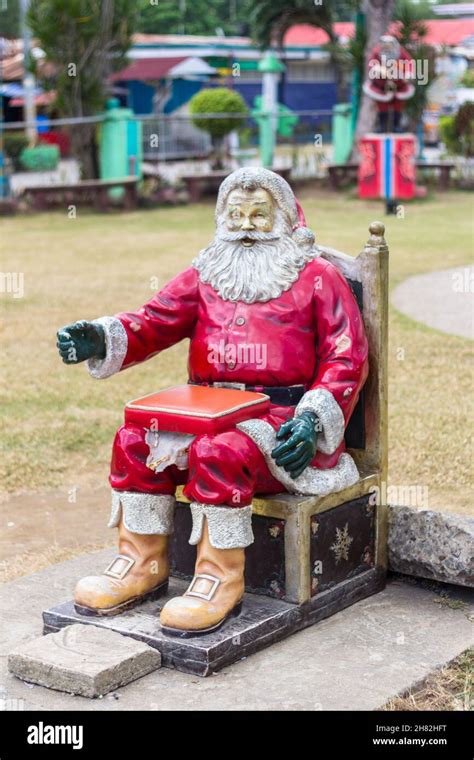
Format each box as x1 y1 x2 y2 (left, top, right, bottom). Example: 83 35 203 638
2 0 408 38
27 0 139 177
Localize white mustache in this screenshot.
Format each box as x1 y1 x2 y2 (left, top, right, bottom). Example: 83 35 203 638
218 231 281 242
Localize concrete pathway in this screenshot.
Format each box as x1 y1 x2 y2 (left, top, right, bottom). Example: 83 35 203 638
391 265 473 340
1 550 472 711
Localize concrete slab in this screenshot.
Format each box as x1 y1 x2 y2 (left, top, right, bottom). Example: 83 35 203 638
8 624 162 698
0 549 472 711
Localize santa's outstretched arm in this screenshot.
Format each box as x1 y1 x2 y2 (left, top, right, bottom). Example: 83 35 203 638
57 267 199 379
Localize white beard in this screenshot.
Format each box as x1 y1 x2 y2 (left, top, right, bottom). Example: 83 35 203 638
193 232 317 304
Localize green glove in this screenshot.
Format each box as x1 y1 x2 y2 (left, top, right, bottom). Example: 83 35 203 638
271 411 318 479
56 320 106 364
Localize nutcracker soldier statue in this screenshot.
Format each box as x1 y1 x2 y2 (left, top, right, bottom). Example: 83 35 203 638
56 168 368 637
363 34 415 133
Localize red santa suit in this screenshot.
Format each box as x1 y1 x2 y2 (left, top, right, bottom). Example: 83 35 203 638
363 39 415 113
85 169 368 544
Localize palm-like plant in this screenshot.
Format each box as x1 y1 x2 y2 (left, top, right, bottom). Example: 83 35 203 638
250 0 351 102
395 0 431 45
251 0 334 44
393 0 435 133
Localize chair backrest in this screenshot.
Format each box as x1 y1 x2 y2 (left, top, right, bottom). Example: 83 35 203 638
317 222 389 482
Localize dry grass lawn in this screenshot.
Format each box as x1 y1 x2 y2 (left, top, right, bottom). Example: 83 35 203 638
1 188 473 514
382 647 473 711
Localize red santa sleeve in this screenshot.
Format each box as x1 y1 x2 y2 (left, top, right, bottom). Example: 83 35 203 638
86 267 199 379
294 261 369 456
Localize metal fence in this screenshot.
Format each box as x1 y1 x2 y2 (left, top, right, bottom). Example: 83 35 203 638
141 116 212 161
139 110 333 178
1 109 335 186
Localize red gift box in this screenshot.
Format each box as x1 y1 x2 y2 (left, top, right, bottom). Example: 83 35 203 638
125 385 270 435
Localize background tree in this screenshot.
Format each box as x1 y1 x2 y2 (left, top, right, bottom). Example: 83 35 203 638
137 0 254 37
394 0 435 133
351 0 396 154
352 0 435 149
189 87 248 169
322 11 367 118
28 0 139 177
0 0 20 38
460 69 474 89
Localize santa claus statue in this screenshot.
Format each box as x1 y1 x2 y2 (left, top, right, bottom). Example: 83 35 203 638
363 34 415 133
56 168 368 636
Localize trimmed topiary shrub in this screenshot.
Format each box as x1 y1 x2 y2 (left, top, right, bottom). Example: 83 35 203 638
189 87 248 168
19 144 60 172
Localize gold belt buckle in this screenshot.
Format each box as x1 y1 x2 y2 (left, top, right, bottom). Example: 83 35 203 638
213 382 246 391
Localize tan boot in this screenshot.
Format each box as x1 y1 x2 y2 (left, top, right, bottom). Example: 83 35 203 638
160 503 253 637
74 519 170 616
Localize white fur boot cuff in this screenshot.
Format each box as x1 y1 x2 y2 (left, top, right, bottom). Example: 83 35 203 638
108 490 175 535
189 502 254 549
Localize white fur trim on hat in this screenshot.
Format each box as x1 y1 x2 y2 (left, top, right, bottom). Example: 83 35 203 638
292 226 316 249
215 167 299 228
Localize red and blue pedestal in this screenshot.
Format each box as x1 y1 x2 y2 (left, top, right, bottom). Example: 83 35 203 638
358 133 416 210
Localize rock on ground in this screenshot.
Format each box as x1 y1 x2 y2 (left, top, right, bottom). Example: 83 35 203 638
389 506 474 587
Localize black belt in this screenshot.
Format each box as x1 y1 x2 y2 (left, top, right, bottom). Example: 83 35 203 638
189 381 306 407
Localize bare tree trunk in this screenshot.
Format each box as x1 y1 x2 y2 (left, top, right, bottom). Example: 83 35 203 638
62 0 114 178
70 124 97 180
211 136 225 170
351 0 396 160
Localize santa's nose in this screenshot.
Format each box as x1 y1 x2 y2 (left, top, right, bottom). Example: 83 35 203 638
241 217 255 231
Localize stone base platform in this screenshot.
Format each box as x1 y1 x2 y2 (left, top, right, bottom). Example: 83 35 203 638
43 569 384 677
